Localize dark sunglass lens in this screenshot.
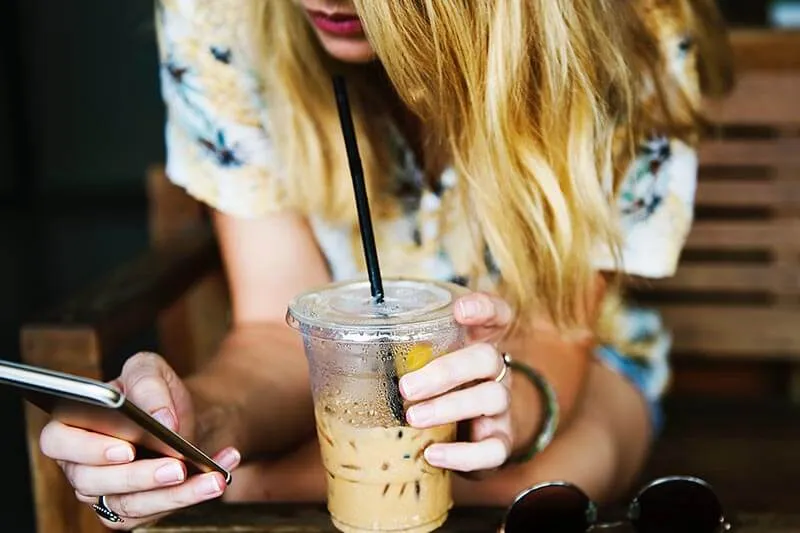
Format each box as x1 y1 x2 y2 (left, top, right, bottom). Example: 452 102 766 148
503 484 592 533
631 478 723 533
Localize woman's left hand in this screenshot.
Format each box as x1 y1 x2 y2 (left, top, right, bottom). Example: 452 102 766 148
398 292 514 474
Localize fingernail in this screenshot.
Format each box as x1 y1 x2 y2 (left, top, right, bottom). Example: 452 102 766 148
424 445 446 466
105 445 134 463
154 462 186 485
400 375 423 399
152 408 176 431
407 404 434 426
197 474 223 497
217 447 241 470
459 299 480 319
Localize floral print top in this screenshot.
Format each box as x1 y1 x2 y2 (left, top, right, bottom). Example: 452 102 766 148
155 0 701 426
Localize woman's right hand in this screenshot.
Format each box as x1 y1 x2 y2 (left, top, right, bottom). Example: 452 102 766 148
38 352 242 530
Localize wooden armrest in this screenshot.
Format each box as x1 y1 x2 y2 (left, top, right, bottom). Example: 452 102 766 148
21 224 220 533
19 223 221 533
21 224 220 365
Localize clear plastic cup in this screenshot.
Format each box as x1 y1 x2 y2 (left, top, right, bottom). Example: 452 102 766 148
286 278 469 533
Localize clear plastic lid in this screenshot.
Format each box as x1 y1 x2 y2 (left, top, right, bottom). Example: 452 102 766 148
286 278 468 342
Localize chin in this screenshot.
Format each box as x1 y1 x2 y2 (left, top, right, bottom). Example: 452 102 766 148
318 35 377 64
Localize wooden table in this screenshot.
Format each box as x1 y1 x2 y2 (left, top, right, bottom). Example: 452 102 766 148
140 502 800 532
141 398 800 532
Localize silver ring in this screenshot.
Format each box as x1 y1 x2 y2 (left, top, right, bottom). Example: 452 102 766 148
494 352 512 382
92 495 123 523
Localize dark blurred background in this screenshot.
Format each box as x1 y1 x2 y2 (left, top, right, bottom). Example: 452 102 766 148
0 1 790 531
1 2 163 530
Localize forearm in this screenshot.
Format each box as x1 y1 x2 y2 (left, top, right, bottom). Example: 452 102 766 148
185 322 316 458
454 360 652 505
221 359 653 504
503 321 593 457
507 272 618 458
506 273 609 454
534 359 652 502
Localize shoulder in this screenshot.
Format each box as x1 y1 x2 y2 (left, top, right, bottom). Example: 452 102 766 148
594 1 704 278
157 0 266 128
157 0 261 65
158 0 254 31
156 0 284 218
634 0 701 104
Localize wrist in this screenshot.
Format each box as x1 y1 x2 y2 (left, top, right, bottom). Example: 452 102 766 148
185 375 247 455
506 355 560 464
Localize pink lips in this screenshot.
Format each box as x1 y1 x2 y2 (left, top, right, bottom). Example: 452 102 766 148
308 10 364 37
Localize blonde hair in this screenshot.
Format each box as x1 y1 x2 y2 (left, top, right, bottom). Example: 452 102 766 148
251 2 393 222
631 0 734 146
252 0 729 332
687 0 735 99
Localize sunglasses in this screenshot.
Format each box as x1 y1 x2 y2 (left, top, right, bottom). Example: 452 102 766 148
501 476 731 533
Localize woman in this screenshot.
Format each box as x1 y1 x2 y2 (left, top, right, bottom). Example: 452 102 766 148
39 0 733 529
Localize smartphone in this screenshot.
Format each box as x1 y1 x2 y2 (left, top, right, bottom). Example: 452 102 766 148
0 359 231 484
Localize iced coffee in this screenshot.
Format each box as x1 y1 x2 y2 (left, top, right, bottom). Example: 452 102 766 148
287 279 468 533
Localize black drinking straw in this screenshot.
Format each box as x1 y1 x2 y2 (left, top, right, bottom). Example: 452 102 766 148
332 75 385 304
332 74 404 423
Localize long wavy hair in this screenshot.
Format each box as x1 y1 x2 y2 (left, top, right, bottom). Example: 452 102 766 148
252 0 732 332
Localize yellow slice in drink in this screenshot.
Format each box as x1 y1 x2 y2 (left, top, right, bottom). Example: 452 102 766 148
395 343 433 377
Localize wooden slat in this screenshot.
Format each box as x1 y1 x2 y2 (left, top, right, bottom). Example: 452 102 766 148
646 264 788 293
670 361 786 398
731 30 800 72
685 220 800 250
703 73 800 125
695 180 780 207
660 306 800 356
699 138 800 167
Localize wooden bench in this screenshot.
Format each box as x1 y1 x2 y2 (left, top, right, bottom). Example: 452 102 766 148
634 29 800 399
17 29 800 533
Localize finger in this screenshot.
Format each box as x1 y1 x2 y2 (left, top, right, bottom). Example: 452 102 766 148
471 412 513 444
80 493 164 531
103 471 226 520
68 448 239 502
406 380 510 428
77 492 164 531
40 421 135 466
454 292 513 328
399 342 504 401
213 446 243 471
121 352 179 430
75 490 95 504
424 435 511 472
63 458 187 497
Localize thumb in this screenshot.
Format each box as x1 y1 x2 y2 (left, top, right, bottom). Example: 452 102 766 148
454 292 513 328
118 352 180 432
